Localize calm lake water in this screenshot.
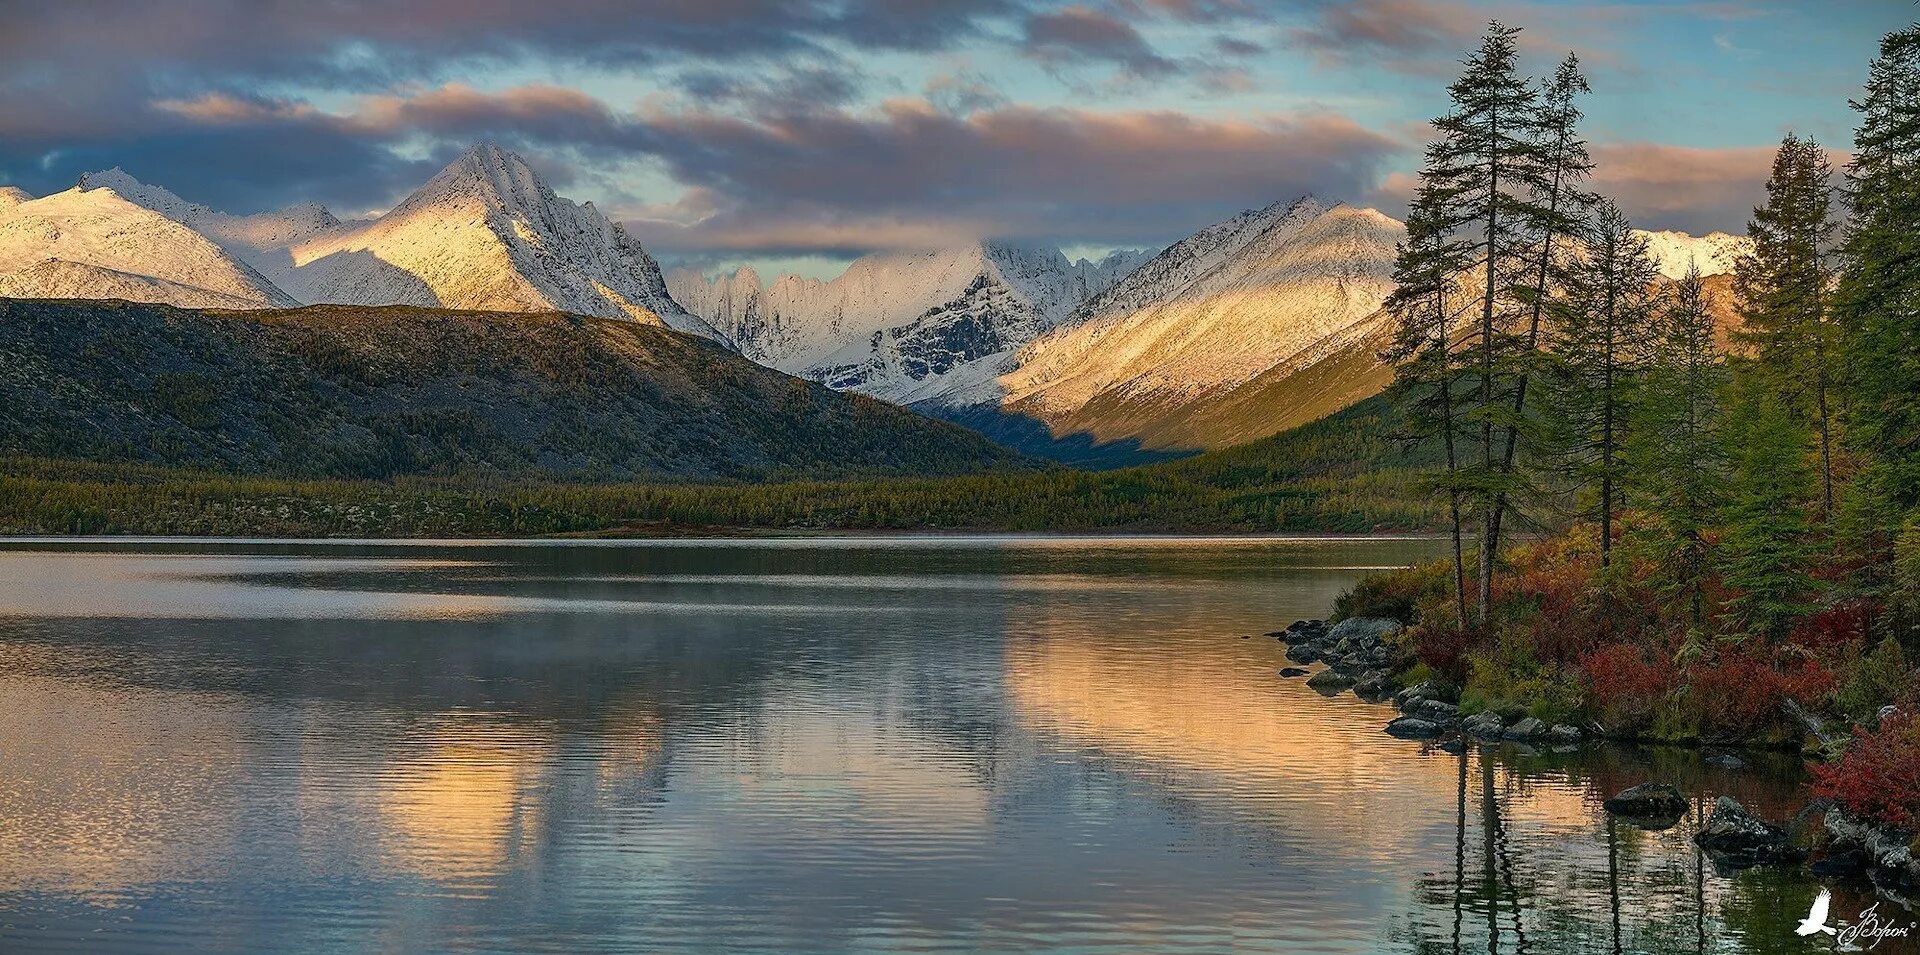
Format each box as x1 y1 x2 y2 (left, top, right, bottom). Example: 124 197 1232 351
0 536 1901 954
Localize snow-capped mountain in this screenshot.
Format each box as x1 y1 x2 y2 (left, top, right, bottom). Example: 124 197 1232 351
0 184 298 308
82 167 341 262
668 244 1150 403
1634 229 1753 280
272 145 711 335
0 145 712 337
982 197 1406 453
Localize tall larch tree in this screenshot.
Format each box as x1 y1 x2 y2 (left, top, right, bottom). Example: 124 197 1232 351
1418 20 1551 622
1385 182 1476 629
1541 201 1660 571
1732 134 1839 517
1489 52 1595 567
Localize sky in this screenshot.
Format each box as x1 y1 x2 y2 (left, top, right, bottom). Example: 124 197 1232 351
0 0 1910 279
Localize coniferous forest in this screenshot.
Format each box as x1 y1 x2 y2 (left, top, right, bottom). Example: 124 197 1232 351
1348 21 1920 829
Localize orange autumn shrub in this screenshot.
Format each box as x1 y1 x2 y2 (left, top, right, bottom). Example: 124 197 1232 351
1812 705 1920 828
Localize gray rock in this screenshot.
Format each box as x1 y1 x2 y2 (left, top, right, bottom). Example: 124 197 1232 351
1326 617 1402 649
1397 694 1427 714
1604 783 1690 819
1395 680 1456 707
1353 673 1395 702
1283 643 1322 664
1878 704 1899 727
1306 669 1355 694
1461 712 1506 740
1385 716 1445 739
1545 724 1583 746
1278 667 1310 678
1695 796 1805 867
1438 739 1468 755
1503 717 1548 740
1704 751 1745 770
1416 699 1461 722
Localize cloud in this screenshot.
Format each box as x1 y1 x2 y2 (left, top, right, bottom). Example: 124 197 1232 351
1589 141 1847 235
621 98 1403 253
1285 0 1481 73
1021 5 1178 77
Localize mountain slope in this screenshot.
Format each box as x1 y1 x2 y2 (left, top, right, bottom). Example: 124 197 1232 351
668 243 1149 402
983 197 1403 452
0 185 298 307
82 167 341 260
0 299 1029 481
273 145 713 337
0 260 270 309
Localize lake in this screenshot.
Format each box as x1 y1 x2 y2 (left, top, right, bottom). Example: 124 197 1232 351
0 537 1882 953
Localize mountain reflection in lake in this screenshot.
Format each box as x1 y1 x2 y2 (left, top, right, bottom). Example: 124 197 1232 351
0 537 1892 953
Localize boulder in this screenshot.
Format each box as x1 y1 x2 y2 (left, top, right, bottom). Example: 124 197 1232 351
1278 667 1310 678
1284 643 1322 665
1415 699 1461 722
1503 717 1548 741
1461 712 1506 740
1326 617 1402 648
1385 716 1446 739
1604 783 1690 819
1545 724 1583 746
1306 669 1355 694
1353 674 1395 702
1395 681 1456 707
1695 796 1805 867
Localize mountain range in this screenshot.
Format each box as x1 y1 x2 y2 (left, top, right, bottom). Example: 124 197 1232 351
0 143 1753 468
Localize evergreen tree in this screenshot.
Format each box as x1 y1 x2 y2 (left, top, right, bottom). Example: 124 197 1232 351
1838 25 1920 508
1732 134 1839 516
1542 201 1660 570
1626 264 1726 626
1718 369 1819 639
1419 20 1552 622
1385 183 1475 628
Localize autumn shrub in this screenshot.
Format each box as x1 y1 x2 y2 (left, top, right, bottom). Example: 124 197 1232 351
1578 641 1677 734
1812 706 1920 828
1833 635 1909 723
1679 646 1835 740
1333 559 1452 624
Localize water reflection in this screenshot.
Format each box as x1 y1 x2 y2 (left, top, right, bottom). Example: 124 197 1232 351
0 538 1901 953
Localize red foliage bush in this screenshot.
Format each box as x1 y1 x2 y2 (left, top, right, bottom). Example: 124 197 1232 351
1812 708 1920 828
1578 642 1676 731
1683 648 1836 737
1786 599 1875 653
1414 622 1476 683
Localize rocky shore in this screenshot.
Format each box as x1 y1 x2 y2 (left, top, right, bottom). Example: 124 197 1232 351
1270 616 1920 898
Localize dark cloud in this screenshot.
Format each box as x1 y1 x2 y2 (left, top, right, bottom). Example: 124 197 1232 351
621 99 1402 253
1285 0 1480 69
1021 5 1178 77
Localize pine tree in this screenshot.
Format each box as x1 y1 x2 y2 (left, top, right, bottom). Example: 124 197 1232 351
1541 200 1660 570
1838 25 1920 508
1385 183 1475 628
1719 369 1819 639
1418 20 1552 622
1732 134 1838 516
1626 264 1726 626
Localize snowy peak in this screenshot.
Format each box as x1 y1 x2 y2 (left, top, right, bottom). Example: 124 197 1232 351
276 143 710 336
669 239 1153 402
1633 229 1753 280
80 166 341 255
0 184 299 308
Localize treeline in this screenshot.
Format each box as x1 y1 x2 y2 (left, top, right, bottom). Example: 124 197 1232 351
1358 20 1920 816
0 397 1446 536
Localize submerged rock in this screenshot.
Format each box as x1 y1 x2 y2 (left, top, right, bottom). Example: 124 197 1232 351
1704 751 1745 770
1385 716 1446 739
1695 796 1805 867
1353 674 1395 702
1604 783 1690 820
1278 667 1310 678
